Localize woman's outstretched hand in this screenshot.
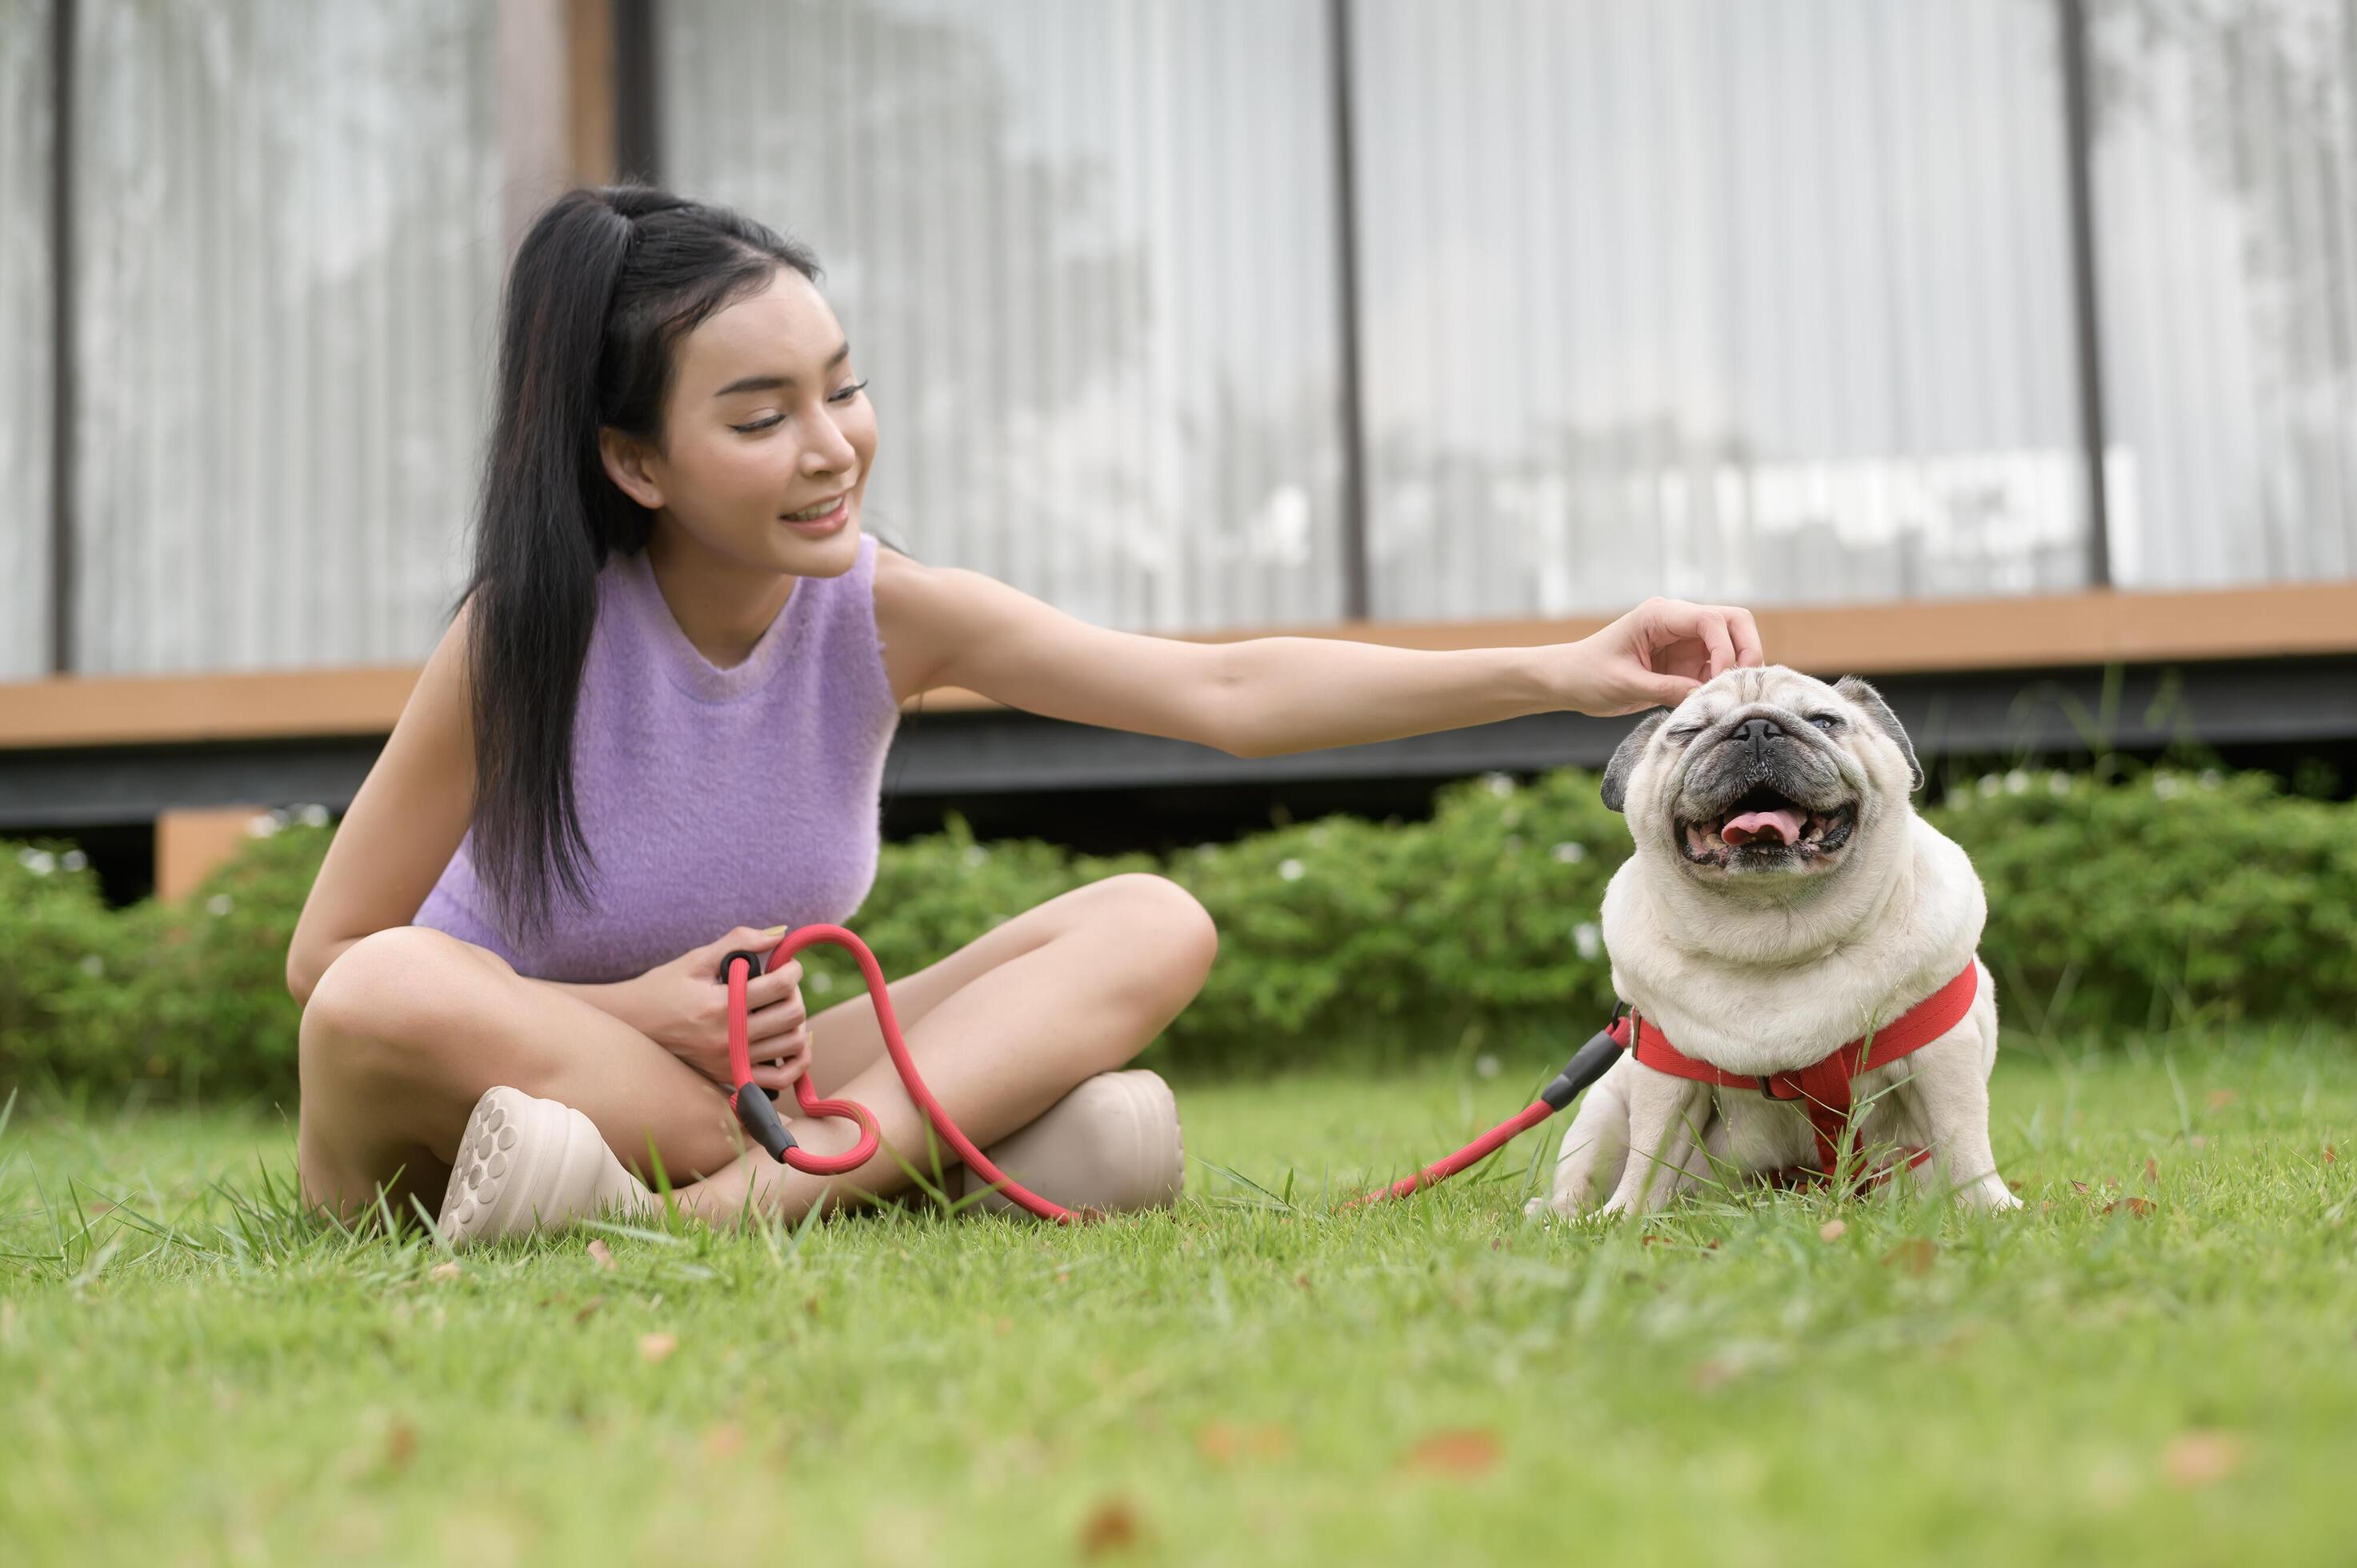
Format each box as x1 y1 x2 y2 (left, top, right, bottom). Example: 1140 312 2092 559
613 926 814 1094
1556 598 1767 716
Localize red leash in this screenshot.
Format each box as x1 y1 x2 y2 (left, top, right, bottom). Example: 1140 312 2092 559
1343 1020 1627 1207
719 924 1083 1225
723 922 1972 1220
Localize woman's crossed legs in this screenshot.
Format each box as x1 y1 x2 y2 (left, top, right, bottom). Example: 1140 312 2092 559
294 874 1216 1229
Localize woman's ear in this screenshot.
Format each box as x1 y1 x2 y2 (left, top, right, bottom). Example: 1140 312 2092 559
598 427 666 511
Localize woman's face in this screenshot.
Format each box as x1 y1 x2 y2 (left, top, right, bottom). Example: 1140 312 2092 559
619 266 878 578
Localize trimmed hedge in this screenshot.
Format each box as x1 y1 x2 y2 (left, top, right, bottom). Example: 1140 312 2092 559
3 768 2351 1101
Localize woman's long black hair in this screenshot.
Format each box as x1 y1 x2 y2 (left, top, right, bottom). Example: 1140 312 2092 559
460 187 822 938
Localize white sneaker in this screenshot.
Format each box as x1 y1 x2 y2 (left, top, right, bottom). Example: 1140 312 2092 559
437 1086 653 1248
953 1069 1185 1215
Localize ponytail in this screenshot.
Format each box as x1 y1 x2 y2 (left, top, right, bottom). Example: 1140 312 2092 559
459 188 822 938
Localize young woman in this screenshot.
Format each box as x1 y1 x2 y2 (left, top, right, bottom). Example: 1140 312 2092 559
286 187 1765 1242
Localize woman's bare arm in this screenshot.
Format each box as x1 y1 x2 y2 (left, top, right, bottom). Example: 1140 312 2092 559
284 604 485 1004
872 549 1763 755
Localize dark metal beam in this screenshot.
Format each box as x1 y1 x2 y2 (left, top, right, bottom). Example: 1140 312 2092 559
7 658 2355 830
610 0 659 185
880 657 2357 794
49 0 75 673
1325 0 1373 621
1 738 390 830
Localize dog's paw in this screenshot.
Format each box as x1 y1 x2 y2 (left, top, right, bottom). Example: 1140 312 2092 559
1524 1187 1600 1222
1956 1174 2023 1212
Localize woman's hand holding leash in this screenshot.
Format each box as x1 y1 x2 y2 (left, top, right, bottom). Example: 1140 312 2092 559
614 926 814 1094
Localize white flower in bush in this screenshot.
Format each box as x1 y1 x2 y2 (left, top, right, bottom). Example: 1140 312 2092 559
1475 1053 1501 1079
1571 922 1602 960
808 970 832 994
1486 773 1515 798
245 813 280 838
2048 772 2073 796
1279 858 1306 882
1979 774 2003 798
17 848 55 876
962 844 989 869
207 894 234 918
297 804 330 829
61 850 86 871
79 953 104 978
2006 770 2030 795
1551 842 1586 864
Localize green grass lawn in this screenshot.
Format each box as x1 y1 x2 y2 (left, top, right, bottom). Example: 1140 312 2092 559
6 1030 2355 1566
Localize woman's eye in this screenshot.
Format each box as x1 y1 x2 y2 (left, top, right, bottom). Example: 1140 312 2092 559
730 413 784 434
827 378 870 405
1807 714 1840 730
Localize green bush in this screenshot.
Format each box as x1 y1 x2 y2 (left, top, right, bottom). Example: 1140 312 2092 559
1928 768 2357 1033
2 768 2351 1102
0 841 135 1090
0 815 334 1102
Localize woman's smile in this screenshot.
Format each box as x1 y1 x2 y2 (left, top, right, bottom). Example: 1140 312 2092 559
780 490 853 537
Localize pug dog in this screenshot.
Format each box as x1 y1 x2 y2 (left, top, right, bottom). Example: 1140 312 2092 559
1532 666 2018 1218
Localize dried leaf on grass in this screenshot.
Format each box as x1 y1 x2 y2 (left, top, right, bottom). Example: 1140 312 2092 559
1402 1428 1502 1477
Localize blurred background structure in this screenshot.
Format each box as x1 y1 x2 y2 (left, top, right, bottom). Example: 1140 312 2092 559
3 0 2355 899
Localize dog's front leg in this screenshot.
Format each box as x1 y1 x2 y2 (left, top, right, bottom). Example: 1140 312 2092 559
1530 1054 1638 1218
1597 1069 1710 1218
1899 1033 2020 1211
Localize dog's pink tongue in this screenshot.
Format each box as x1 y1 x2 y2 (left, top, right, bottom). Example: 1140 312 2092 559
1722 808 1804 846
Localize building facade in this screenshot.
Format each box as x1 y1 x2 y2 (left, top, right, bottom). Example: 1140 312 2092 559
4 0 2355 886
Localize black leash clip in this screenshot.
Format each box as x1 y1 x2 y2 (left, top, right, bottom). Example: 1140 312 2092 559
718 949 769 982
716 947 799 1158
1539 1004 1631 1111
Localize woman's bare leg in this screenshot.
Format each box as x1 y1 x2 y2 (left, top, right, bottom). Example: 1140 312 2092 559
294 874 1215 1226
296 929 748 1224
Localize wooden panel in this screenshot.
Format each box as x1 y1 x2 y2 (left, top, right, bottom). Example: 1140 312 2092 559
155 805 268 902
2 582 2353 746
566 0 616 186
0 666 425 748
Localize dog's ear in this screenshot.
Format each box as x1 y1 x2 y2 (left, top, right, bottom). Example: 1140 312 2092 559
1600 710 1671 814
1834 676 1923 793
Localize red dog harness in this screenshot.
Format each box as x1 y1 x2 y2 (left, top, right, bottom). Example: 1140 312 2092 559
1607 964 1980 1179
1351 962 1983 1207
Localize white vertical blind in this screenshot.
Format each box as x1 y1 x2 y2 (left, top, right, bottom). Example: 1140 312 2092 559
69 0 503 674
658 0 1353 632
1 0 53 679
1350 0 2093 621
22 1 2351 681
2090 0 2357 587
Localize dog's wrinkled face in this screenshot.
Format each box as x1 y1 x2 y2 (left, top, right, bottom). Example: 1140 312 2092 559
1603 668 1923 887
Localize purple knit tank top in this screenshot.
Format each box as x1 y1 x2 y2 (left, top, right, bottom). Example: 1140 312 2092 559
414 534 900 982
